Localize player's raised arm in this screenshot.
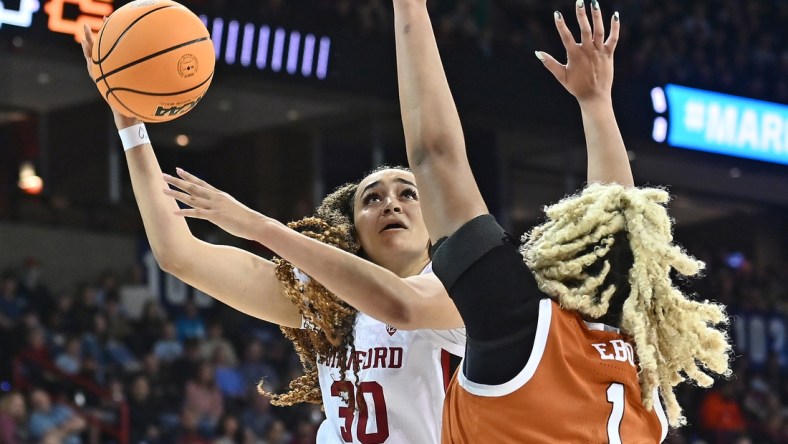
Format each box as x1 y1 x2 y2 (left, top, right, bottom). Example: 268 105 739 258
159 168 464 331
80 25 301 328
536 1 633 186
393 0 488 240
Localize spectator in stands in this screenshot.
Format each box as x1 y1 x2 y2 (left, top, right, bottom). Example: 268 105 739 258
0 391 27 444
240 394 274 441
119 265 157 321
213 414 242 444
175 300 206 342
93 271 118 307
700 380 747 442
0 273 25 327
200 322 238 367
104 295 132 342
48 293 79 339
81 313 110 383
139 353 183 434
132 300 166 356
18 258 52 321
0 274 26 377
258 339 290 386
175 408 210 444
169 338 202 391
128 374 164 444
153 321 184 363
238 340 279 396
17 326 52 387
83 313 140 380
71 283 100 334
259 419 289 444
2 309 40 381
288 416 318 444
27 388 86 444
54 336 82 376
213 347 245 401
757 412 787 444
183 361 223 436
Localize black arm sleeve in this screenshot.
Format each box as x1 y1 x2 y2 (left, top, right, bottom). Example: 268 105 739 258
431 214 544 385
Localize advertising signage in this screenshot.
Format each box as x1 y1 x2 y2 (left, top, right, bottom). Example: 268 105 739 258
652 84 788 166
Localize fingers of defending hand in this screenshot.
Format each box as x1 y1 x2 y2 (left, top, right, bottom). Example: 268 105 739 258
175 168 222 193
536 51 567 85
163 174 213 201
574 0 592 46
173 208 209 220
163 187 210 210
553 11 576 50
604 12 620 53
590 0 605 49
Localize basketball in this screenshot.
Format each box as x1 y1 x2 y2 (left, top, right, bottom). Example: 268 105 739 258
90 0 214 123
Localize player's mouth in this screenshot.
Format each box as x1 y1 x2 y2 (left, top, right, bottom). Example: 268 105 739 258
380 222 407 233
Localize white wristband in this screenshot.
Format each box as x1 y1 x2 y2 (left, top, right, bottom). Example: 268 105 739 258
118 123 150 151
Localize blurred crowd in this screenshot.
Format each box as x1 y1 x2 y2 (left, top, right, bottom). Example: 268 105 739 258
0 247 786 443
666 251 788 444
188 0 788 103
0 260 321 444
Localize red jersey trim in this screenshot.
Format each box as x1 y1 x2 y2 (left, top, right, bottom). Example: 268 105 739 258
441 349 451 392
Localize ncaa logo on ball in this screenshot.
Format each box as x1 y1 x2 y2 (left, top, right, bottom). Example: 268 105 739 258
155 96 203 117
177 54 198 78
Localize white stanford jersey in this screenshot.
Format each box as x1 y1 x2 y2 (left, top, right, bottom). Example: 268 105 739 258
311 263 466 444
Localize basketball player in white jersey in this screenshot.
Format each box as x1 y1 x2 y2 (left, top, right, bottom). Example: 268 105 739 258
81 26 465 444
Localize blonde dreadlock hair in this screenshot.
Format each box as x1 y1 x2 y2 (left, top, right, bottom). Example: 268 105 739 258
521 183 731 427
259 166 413 407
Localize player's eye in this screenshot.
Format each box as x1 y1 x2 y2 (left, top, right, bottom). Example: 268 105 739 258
363 193 381 206
401 188 418 200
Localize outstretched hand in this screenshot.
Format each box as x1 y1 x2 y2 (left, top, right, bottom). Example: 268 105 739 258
163 168 266 240
536 0 619 104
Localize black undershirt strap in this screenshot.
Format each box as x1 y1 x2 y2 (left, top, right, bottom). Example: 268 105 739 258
432 215 543 385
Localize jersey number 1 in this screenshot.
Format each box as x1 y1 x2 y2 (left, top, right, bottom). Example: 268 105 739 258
606 383 625 444
331 381 390 443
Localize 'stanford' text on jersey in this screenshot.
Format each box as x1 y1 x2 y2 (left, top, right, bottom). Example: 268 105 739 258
303 263 466 444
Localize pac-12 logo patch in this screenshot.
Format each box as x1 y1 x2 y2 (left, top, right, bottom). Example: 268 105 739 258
385 324 397 336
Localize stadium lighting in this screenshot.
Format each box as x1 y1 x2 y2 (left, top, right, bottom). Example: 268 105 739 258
18 161 43 195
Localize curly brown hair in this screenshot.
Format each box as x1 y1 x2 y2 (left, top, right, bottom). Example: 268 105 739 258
259 166 412 407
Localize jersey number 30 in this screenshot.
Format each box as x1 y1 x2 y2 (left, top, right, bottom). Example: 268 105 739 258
331 381 390 443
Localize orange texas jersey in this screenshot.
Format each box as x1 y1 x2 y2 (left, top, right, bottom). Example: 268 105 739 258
442 298 668 444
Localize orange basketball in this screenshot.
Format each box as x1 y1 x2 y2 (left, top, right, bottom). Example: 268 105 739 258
90 0 215 123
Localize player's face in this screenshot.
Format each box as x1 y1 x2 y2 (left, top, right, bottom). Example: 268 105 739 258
353 169 430 272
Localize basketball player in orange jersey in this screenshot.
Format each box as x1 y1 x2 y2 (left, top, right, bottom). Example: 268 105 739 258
80 25 469 443
389 0 732 442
